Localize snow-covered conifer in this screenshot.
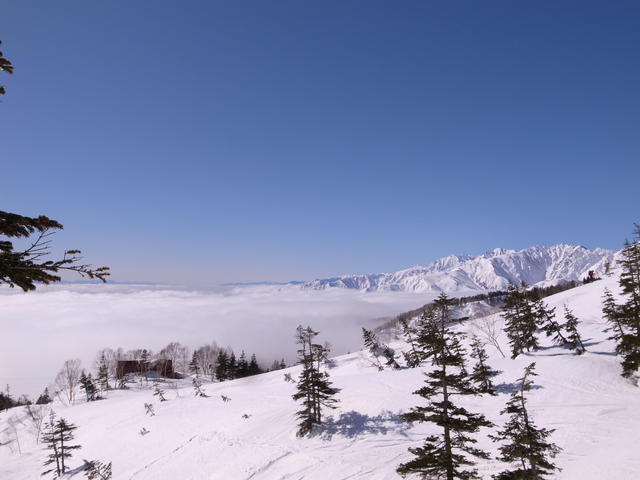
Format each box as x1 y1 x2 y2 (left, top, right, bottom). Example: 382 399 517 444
469 335 499 395
397 293 492 479
491 363 561 479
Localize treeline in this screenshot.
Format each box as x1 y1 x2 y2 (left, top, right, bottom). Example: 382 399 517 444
378 278 587 336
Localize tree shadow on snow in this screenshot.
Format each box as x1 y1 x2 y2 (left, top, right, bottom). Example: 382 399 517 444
311 410 410 440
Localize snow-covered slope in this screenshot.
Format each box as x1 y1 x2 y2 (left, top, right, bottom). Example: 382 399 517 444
302 244 615 293
1 275 638 479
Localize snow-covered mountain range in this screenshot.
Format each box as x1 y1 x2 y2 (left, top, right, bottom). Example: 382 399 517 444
301 244 616 293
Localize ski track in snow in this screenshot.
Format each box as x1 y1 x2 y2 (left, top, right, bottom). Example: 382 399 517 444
1 275 639 479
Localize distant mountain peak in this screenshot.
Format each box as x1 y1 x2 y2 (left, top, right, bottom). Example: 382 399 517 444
299 244 616 293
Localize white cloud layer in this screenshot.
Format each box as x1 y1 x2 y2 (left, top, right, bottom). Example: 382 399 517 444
0 283 436 398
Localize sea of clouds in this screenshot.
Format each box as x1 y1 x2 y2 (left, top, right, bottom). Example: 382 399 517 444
0 283 438 398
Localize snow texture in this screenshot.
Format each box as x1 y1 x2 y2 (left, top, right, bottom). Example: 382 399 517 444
1 274 638 479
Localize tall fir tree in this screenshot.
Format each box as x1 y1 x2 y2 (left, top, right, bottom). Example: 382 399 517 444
248 353 261 375
79 372 98 402
237 351 248 378
228 352 237 380
491 363 561 480
215 351 228 382
562 306 586 354
469 335 499 395
42 413 82 478
538 304 569 347
502 283 543 358
189 351 200 377
292 326 339 437
615 225 640 377
399 317 422 368
96 354 110 391
397 293 492 480
362 327 384 370
602 288 624 344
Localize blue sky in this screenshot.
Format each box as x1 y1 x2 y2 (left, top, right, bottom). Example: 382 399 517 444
2 1 639 285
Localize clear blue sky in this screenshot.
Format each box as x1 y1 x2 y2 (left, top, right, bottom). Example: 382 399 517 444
2 1 639 285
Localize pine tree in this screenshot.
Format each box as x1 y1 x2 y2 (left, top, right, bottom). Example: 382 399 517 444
362 328 384 370
562 306 585 354
615 225 640 377
83 459 112 479
538 302 569 347
97 354 110 391
602 288 624 344
248 353 261 375
399 317 422 368
36 387 52 405
362 327 400 370
491 363 561 479
279 358 286 370
189 351 200 377
139 349 150 381
228 351 237 379
292 325 339 437
41 413 81 478
469 335 499 395
152 381 166 402
79 372 98 402
237 351 248 378
215 351 228 382
503 283 543 358
397 293 492 480
382 345 401 369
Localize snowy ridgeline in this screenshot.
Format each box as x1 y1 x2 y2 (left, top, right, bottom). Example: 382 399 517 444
300 244 616 293
1 275 639 480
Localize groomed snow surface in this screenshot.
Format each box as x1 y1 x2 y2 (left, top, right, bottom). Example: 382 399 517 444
1 275 639 479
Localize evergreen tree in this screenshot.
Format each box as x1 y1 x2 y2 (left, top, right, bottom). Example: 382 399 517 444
292 325 339 437
189 351 200 377
83 459 112 479
469 335 499 395
152 381 166 402
615 225 640 377
248 353 261 375
279 358 286 370
502 283 543 358
96 354 110 391
362 327 384 370
36 387 52 405
399 317 422 368
228 351 237 379
41 413 81 478
602 288 624 344
538 303 568 347
491 363 561 479
382 345 401 369
362 327 400 370
397 293 492 480
237 351 248 378
562 306 586 354
139 349 151 380
215 351 228 382
79 372 98 402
